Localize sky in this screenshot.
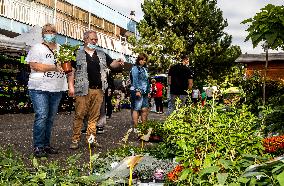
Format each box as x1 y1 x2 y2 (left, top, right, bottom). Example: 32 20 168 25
99 0 284 54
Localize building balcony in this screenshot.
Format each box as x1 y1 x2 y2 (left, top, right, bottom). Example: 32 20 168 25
0 0 135 57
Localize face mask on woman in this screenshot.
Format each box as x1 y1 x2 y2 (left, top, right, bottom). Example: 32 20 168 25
43 34 56 43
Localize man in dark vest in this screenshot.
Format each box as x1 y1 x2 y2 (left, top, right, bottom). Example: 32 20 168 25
68 30 124 149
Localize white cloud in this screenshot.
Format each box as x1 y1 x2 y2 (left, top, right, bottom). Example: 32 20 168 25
98 0 144 20
217 0 284 54
99 0 284 54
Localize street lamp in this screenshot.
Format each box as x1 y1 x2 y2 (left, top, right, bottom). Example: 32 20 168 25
262 41 269 106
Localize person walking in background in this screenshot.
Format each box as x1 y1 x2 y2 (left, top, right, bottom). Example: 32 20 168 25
206 84 214 101
130 53 150 131
167 55 193 115
201 89 207 107
153 79 164 114
150 79 157 112
26 23 70 158
68 30 124 149
192 86 200 105
96 71 114 133
105 86 113 119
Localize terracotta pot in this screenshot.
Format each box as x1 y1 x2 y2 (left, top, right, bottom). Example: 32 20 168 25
149 135 163 142
61 62 72 74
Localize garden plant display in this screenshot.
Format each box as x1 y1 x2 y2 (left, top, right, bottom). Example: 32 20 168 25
167 165 184 182
1 88 284 185
263 135 284 154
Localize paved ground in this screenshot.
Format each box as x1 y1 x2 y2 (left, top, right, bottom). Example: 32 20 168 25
0 109 166 166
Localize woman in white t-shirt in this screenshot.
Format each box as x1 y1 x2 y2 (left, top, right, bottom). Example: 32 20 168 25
192 86 200 104
26 23 69 158
206 85 214 100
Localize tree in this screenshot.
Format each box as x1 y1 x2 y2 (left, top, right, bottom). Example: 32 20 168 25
242 4 284 50
242 4 284 105
129 0 241 82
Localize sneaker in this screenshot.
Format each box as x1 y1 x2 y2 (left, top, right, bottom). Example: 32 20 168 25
34 147 47 158
81 129 87 134
69 141 79 149
96 126 104 134
44 146 59 154
89 142 102 148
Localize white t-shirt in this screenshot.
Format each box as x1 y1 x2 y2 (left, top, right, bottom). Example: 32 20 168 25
192 89 200 98
26 43 68 92
206 87 214 97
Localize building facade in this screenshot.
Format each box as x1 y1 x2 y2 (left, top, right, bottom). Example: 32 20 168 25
236 53 284 82
0 0 138 62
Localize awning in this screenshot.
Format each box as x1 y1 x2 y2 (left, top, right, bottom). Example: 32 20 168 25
13 25 42 47
0 34 26 56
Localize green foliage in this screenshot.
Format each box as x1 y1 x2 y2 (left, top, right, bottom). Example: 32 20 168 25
0 146 30 185
129 0 241 82
55 43 80 64
236 72 284 114
240 156 284 185
162 101 267 184
0 147 98 185
261 105 284 136
242 4 284 50
137 119 165 136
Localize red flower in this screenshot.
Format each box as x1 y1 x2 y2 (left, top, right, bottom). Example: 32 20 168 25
167 165 184 182
263 135 284 153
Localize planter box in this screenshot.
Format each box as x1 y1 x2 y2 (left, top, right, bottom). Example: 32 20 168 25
149 135 163 142
137 182 164 186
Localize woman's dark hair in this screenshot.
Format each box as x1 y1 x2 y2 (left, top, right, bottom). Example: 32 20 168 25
135 53 148 66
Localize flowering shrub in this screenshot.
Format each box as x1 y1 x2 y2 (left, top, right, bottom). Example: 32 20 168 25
263 135 284 153
167 165 184 182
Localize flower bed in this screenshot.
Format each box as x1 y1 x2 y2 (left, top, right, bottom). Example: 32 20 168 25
263 135 284 153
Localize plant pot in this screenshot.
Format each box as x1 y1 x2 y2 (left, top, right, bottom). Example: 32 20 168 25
61 62 72 74
140 178 153 183
149 135 163 142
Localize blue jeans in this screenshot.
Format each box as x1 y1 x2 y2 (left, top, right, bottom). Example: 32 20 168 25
167 94 188 115
29 90 63 148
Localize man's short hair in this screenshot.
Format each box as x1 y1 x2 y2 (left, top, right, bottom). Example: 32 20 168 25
83 30 97 41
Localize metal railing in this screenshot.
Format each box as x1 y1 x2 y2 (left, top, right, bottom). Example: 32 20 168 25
0 0 54 26
0 0 132 55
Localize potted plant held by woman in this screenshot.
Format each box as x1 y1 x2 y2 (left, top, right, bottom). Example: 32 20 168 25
56 43 80 73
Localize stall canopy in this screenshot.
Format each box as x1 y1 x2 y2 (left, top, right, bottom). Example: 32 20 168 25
0 25 42 57
13 25 42 47
0 34 26 56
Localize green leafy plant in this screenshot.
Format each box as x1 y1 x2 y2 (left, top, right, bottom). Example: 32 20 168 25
137 119 164 137
0 147 99 185
161 100 267 185
55 43 80 64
